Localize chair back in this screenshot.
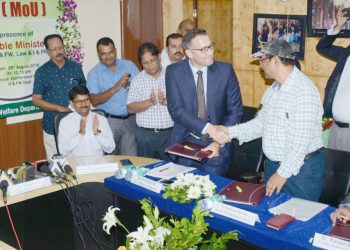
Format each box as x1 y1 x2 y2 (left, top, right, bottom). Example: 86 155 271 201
319 148 350 206
53 111 72 155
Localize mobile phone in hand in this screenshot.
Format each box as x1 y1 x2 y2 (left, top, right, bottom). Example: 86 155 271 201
120 159 133 166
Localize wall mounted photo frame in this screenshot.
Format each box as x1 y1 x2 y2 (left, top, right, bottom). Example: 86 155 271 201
252 13 306 59
307 0 350 37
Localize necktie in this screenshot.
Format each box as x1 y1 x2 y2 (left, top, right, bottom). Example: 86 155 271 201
197 70 207 120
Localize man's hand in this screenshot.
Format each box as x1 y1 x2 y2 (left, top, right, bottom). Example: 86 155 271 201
56 105 70 112
114 73 129 91
331 207 350 226
266 173 287 196
157 88 167 106
92 115 100 135
202 142 220 158
334 8 349 31
206 124 230 144
79 118 87 135
150 88 157 105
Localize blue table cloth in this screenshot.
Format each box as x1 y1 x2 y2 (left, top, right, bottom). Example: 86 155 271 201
104 162 335 250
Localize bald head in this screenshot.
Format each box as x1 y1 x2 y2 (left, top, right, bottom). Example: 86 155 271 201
177 19 195 36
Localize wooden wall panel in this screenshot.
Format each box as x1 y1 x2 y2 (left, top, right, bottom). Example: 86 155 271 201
162 0 184 46
232 0 255 71
0 119 45 168
236 70 254 106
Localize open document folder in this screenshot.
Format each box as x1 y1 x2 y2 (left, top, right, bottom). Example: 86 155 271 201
268 197 328 222
146 162 196 180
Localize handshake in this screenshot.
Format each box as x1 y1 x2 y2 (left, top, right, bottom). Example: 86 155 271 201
206 124 231 144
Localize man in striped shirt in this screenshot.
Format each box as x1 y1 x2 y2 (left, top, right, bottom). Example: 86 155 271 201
127 43 173 160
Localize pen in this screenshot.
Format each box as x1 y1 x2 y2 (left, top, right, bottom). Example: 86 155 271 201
159 167 170 172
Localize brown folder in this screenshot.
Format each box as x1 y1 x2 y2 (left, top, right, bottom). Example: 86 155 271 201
328 220 350 241
266 213 296 230
219 181 266 205
165 140 211 161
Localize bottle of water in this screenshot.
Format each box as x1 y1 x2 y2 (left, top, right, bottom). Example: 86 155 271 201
124 167 149 181
197 194 226 212
115 166 135 179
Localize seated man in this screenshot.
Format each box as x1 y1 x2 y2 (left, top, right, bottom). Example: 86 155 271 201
331 194 350 225
58 85 115 157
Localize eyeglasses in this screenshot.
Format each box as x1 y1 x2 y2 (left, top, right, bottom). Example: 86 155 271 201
49 46 64 52
141 57 159 67
73 98 90 106
189 42 215 54
259 55 273 63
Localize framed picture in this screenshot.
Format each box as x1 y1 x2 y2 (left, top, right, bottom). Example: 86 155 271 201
252 13 306 59
307 0 350 37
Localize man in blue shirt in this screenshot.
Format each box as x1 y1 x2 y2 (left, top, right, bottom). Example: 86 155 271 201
87 37 139 155
33 34 86 160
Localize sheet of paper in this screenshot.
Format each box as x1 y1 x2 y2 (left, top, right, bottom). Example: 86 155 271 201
146 162 196 179
75 156 109 166
269 198 328 222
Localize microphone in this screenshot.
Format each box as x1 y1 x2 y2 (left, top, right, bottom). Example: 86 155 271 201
64 165 76 179
39 165 63 184
54 169 66 180
51 154 67 178
0 180 9 203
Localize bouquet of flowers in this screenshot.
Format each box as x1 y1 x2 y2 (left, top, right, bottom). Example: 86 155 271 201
102 199 238 250
162 173 217 203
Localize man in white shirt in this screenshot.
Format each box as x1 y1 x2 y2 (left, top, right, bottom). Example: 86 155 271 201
127 42 173 160
212 39 325 201
58 85 115 157
317 8 350 152
160 33 184 69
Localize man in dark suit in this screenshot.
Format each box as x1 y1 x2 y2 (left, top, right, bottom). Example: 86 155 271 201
316 8 350 152
166 28 243 176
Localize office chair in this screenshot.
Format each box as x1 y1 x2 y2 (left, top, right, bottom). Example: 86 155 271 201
53 109 106 155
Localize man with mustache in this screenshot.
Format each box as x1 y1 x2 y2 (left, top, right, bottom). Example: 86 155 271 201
33 34 86 159
87 37 139 156
127 42 173 160
160 33 185 69
58 85 115 157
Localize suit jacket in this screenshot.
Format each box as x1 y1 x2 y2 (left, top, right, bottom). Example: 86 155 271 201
316 33 350 118
165 59 243 145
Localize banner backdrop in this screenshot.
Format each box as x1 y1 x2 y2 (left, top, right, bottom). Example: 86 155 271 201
0 0 59 118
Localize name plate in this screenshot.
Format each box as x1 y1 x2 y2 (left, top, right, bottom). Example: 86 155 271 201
7 177 52 196
313 233 350 250
211 202 260 226
76 163 118 176
130 175 163 193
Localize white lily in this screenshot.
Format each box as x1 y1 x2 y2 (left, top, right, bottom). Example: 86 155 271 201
102 206 120 235
128 223 154 250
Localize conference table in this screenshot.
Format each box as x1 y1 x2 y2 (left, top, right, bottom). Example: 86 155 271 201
104 161 337 250
0 156 338 250
0 155 159 250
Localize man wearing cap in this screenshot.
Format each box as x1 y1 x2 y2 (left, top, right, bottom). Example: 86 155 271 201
215 39 325 201
316 8 350 152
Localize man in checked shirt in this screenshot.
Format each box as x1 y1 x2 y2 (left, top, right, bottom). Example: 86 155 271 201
214 39 325 201
127 42 173 161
